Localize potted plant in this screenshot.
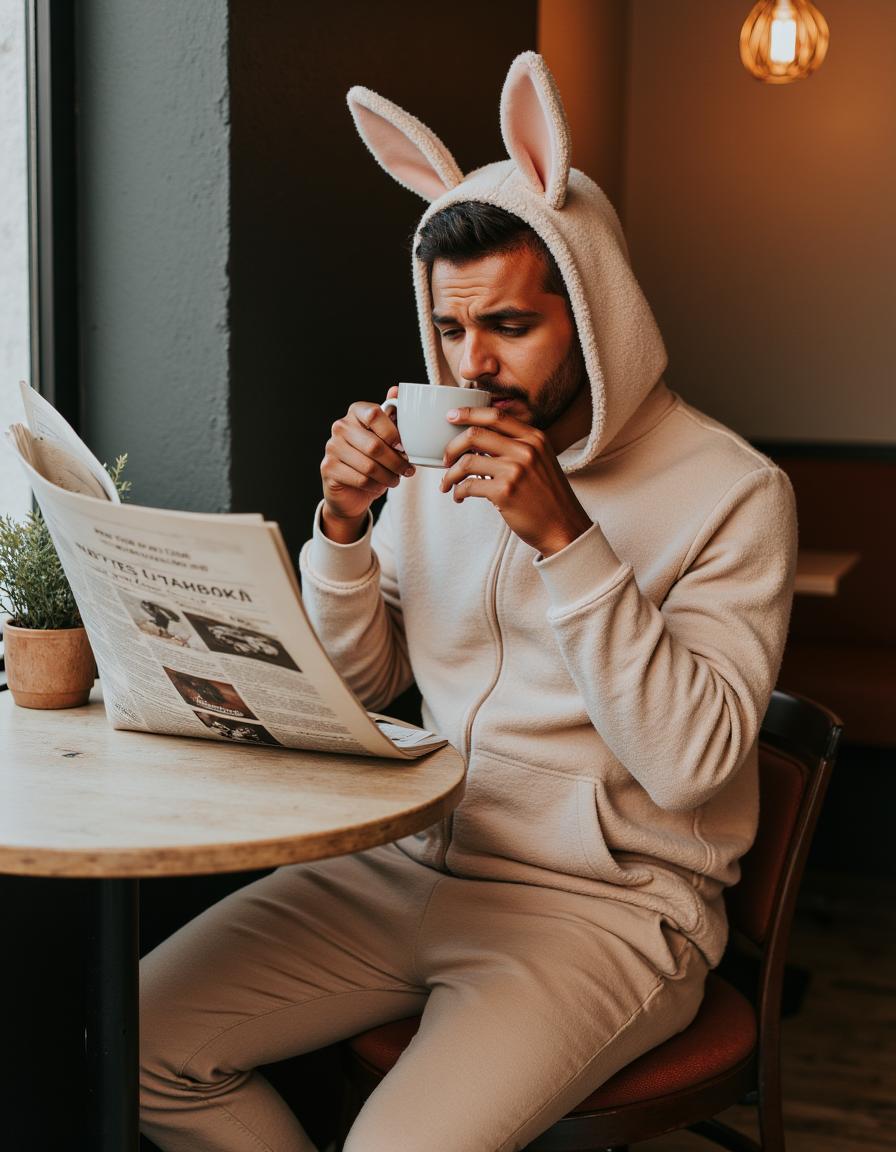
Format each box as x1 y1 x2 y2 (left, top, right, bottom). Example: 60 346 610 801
0 455 130 709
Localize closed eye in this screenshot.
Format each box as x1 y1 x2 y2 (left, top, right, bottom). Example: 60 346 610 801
436 325 531 340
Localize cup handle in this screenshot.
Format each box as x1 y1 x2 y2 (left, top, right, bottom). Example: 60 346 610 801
381 398 399 433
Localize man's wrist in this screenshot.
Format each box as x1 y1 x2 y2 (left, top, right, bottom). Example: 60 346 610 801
538 509 593 559
320 503 369 545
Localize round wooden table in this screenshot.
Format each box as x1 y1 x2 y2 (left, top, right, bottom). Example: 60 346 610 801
0 687 465 1151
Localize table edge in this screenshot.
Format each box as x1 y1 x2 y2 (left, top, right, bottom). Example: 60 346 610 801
0 772 466 878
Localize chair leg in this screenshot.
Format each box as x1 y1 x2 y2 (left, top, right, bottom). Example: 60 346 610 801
755 1024 787 1152
757 1076 786 1152
688 1119 761 1152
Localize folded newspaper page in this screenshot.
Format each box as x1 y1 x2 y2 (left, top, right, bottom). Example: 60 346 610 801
5 383 447 760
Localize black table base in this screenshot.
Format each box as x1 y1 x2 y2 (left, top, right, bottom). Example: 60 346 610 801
86 878 140 1151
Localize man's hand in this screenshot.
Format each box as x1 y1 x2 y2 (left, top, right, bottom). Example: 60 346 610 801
321 386 414 543
439 407 592 557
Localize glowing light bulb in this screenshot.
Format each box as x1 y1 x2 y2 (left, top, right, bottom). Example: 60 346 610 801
769 14 797 63
740 0 830 84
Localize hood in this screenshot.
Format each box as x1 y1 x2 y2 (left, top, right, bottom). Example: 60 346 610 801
347 52 668 472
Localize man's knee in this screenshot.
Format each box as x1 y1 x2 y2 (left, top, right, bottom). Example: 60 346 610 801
138 954 210 1104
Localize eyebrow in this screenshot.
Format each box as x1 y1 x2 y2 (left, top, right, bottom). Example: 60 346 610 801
431 307 543 326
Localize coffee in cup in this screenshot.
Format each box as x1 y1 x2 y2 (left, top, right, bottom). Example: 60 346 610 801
382 382 492 468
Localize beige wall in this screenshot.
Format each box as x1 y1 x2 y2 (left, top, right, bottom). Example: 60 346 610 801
542 0 896 444
625 0 896 443
538 0 628 211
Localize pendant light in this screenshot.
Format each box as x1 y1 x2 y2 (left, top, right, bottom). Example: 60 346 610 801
740 0 830 84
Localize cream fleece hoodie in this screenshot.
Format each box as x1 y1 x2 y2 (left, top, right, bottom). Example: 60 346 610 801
298 53 797 967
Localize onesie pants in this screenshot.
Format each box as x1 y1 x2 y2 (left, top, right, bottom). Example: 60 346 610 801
139 840 708 1152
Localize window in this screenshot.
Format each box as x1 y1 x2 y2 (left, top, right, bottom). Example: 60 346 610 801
0 0 31 522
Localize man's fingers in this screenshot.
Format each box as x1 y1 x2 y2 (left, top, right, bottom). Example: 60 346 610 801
335 440 406 489
341 419 413 479
350 401 404 449
440 451 510 494
447 405 541 442
325 459 389 497
447 475 498 504
442 425 534 468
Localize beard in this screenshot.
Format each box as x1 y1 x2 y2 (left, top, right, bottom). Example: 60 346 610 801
472 338 587 431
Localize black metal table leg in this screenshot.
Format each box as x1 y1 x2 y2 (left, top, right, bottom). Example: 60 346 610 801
86 878 140 1151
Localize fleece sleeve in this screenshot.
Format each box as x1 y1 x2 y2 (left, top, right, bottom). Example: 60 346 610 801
534 466 798 813
298 498 414 711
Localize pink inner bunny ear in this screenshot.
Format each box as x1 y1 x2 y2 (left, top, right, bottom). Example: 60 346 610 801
347 86 464 202
500 52 571 210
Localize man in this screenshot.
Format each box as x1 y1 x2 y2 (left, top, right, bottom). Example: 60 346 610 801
140 54 796 1152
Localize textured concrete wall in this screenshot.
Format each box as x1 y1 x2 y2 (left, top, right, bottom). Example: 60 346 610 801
77 0 231 510
0 0 31 521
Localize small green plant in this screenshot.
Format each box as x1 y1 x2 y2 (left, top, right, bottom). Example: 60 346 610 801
0 454 130 630
105 453 132 501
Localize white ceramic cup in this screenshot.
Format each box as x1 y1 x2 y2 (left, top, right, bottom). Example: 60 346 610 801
382 382 492 468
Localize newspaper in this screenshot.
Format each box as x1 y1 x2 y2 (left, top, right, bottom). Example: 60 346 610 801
5 383 447 760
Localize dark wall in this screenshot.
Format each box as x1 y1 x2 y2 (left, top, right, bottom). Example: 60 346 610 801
228 0 539 556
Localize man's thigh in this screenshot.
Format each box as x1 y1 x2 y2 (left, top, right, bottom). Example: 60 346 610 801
346 879 709 1152
139 843 439 1081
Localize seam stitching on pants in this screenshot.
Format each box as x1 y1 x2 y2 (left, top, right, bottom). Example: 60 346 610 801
177 985 423 1080
411 874 448 984
221 1103 277 1152
497 971 670 1151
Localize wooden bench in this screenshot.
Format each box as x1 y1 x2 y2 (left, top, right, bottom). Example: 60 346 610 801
766 452 895 747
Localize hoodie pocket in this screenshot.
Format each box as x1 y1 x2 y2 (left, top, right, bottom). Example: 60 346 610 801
578 781 652 887
451 752 651 887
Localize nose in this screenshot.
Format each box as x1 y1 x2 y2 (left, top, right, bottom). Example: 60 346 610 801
459 329 499 384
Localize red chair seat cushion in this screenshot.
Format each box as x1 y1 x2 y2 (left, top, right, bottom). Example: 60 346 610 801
347 971 756 1111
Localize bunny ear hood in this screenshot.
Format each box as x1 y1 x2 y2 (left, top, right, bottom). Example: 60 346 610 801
347 86 463 201
348 52 668 470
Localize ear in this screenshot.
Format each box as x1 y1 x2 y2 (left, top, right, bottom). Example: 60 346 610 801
500 52 571 210
347 86 464 202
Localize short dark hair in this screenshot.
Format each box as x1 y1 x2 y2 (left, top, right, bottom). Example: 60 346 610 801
415 201 568 300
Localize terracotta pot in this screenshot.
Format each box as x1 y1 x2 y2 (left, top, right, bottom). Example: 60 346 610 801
4 623 96 709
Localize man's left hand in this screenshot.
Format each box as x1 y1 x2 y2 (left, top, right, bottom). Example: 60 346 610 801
439 407 593 557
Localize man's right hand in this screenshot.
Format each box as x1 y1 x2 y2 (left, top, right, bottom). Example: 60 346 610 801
320 386 414 543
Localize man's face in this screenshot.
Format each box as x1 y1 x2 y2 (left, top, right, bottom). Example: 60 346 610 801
430 246 589 445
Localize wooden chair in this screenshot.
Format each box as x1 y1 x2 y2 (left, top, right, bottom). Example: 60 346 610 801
338 689 842 1151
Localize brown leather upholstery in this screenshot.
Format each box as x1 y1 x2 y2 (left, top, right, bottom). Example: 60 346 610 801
348 971 756 1110
349 1015 419 1076
726 744 807 945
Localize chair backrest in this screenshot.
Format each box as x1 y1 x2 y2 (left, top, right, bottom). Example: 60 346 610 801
725 689 842 950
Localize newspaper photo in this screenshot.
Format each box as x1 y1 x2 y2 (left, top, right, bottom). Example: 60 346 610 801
5 383 447 761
